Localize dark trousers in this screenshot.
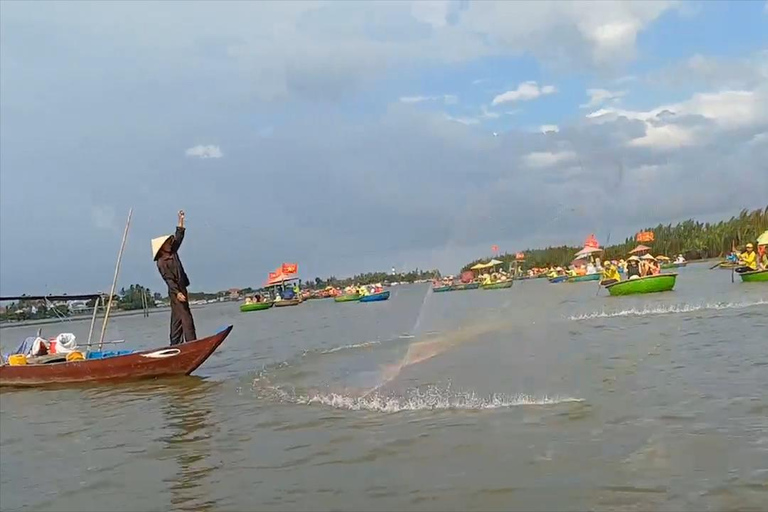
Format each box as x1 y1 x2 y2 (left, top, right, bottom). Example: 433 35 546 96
170 290 197 345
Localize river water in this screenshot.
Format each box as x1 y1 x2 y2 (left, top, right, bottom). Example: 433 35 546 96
1 263 766 511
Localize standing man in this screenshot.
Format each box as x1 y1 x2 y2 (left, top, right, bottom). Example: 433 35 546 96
152 210 197 345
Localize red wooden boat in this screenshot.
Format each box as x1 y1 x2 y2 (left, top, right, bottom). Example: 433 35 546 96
0 326 232 387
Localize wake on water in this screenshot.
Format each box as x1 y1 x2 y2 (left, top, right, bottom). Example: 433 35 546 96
568 299 768 321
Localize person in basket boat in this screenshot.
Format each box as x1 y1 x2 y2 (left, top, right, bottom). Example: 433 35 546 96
601 261 621 286
737 243 757 272
759 244 768 270
626 256 641 280
152 210 197 346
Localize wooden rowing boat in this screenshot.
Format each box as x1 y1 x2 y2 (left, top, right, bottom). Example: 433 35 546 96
359 291 390 302
0 326 233 387
738 269 768 282
240 302 273 312
604 274 677 296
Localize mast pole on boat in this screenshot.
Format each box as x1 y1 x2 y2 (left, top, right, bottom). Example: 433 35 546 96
99 208 133 350
86 295 102 346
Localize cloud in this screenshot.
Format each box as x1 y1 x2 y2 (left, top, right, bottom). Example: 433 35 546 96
444 113 480 125
587 86 768 149
400 94 458 105
540 125 560 133
185 145 223 159
523 150 577 168
580 88 626 109
650 51 768 89
492 81 557 105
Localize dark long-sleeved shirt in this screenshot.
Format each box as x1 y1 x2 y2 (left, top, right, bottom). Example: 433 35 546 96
157 226 190 296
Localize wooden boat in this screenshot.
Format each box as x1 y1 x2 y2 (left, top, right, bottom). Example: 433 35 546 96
0 326 233 387
661 262 687 269
274 298 301 307
604 274 677 296
334 294 361 303
452 282 480 291
240 302 273 312
567 273 601 283
481 281 513 290
359 291 390 302
432 285 452 293
548 275 568 284
738 269 768 282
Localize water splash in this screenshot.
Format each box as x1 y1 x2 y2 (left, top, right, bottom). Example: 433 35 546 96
568 299 768 321
321 341 381 354
261 384 583 413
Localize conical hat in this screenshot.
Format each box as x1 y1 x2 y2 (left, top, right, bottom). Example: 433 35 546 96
151 235 172 260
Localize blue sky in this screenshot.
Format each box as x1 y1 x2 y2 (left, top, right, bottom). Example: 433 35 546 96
1 1 767 294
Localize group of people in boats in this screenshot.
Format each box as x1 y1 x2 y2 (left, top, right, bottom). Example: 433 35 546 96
342 284 384 297
543 253 685 285
731 242 768 272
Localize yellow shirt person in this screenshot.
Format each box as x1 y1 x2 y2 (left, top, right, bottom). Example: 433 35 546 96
740 244 757 270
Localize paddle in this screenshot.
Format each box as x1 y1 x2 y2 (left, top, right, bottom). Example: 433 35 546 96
709 262 723 270
596 230 612 296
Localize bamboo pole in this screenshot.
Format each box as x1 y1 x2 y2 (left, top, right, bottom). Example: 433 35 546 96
86 295 101 346
99 208 133 350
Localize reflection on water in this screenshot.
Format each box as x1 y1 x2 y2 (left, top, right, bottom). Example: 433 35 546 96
1 270 767 511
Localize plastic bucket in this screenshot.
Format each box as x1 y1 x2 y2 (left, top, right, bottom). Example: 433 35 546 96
8 354 27 366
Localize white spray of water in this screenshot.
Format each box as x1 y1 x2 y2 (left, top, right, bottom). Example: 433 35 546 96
271 384 583 413
568 299 768 321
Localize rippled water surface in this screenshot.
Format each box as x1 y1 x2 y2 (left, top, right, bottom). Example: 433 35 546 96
1 264 767 511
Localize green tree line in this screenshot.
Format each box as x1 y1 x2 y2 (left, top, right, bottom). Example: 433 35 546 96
306 269 441 289
463 206 768 271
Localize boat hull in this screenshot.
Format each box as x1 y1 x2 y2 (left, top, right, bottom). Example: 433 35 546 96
739 269 768 282
568 274 601 283
274 298 301 307
359 291 390 302
548 275 568 284
432 286 452 293
452 283 480 291
240 302 273 312
661 262 687 269
605 274 677 296
334 294 361 303
481 281 513 290
0 326 233 387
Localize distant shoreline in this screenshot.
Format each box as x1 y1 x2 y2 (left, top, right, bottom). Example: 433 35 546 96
0 303 214 331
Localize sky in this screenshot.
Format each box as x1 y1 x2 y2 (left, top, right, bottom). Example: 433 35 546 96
1 0 767 295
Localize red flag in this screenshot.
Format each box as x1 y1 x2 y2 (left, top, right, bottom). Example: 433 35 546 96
491 245 499 253
281 263 298 275
268 271 279 281
636 231 655 243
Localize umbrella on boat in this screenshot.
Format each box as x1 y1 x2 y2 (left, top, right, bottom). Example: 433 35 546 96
656 255 670 261
573 246 602 259
758 230 768 246
470 262 493 270
629 244 652 254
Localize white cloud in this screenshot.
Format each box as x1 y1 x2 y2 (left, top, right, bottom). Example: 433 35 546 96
580 88 626 109
185 145 223 159
492 81 557 105
540 125 560 133
400 95 458 105
523 150 576 168
587 87 768 149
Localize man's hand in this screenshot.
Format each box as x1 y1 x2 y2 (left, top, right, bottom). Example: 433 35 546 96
176 292 186 302
178 210 185 228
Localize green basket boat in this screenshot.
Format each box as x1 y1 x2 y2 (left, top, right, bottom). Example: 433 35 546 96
452 282 480 291
567 273 601 283
334 294 361 303
604 273 677 296
432 286 452 293
481 281 513 290
739 269 768 282
240 302 274 312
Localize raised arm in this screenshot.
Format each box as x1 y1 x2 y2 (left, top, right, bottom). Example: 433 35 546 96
172 210 185 250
